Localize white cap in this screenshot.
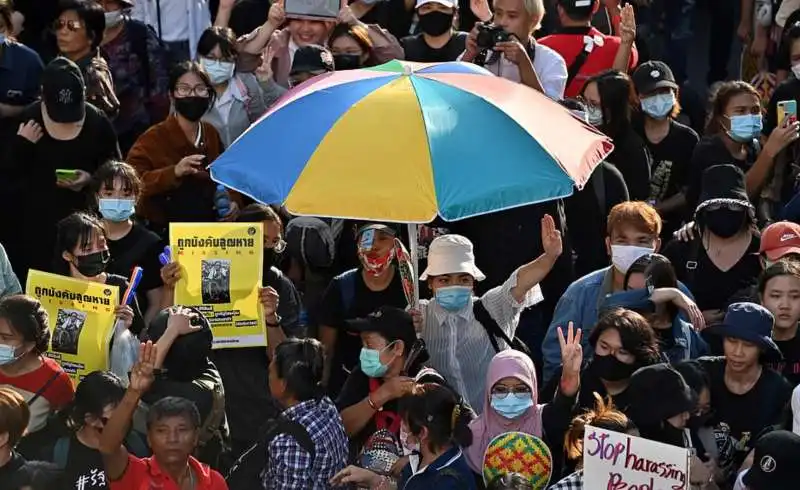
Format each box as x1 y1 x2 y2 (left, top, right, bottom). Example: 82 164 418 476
415 0 457 9
792 385 800 435
420 234 485 281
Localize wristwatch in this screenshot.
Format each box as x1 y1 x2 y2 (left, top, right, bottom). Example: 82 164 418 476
265 314 282 328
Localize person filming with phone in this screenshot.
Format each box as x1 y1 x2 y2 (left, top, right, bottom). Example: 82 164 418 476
460 0 567 99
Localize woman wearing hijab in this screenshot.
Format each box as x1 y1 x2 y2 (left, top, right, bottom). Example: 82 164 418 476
463 330 581 479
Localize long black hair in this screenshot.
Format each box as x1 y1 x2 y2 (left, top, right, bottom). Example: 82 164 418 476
583 70 635 139
399 383 473 453
54 212 107 274
64 370 125 429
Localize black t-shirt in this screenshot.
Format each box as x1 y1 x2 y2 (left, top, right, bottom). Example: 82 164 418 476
565 161 629 277
400 32 468 62
662 234 762 311
318 269 407 397
107 223 163 293
698 357 793 477
336 367 404 453
61 435 109 490
635 118 699 237
768 333 800 387
105 273 146 338
354 0 414 41
606 125 652 202
0 451 26 488
686 135 758 211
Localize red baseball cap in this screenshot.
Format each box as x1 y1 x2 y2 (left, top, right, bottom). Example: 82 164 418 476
760 221 800 261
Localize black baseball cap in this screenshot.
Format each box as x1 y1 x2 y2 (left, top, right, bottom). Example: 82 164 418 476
632 60 679 95
347 306 417 352
742 430 800 490
556 0 598 20
42 57 85 123
357 223 398 237
290 45 334 75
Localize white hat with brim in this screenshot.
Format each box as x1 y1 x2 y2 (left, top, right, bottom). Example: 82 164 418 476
420 234 486 281
416 0 457 9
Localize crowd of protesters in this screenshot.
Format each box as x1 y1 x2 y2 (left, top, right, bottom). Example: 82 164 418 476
2 0 800 489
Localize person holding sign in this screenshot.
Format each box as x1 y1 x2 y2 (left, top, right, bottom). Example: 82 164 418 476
463 335 580 478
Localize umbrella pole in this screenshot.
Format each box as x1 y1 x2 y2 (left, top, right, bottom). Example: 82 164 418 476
407 223 420 307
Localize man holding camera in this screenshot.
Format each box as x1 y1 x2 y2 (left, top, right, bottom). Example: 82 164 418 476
460 0 567 99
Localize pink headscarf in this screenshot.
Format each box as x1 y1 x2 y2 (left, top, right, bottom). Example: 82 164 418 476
464 350 544 472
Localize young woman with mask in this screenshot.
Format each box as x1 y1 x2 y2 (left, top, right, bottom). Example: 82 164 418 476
401 0 467 63
329 23 377 70
318 224 409 400
91 161 165 326
98 0 170 156
686 81 800 211
464 345 580 482
55 212 144 338
337 306 430 458
581 70 653 201
196 26 268 148
127 61 241 235
41 371 148 490
332 382 476 489
549 393 638 489
0 387 32 487
663 165 762 329
267 338 348 488
632 61 699 240
0 296 73 445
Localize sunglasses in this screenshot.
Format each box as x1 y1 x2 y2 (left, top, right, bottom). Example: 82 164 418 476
53 19 84 32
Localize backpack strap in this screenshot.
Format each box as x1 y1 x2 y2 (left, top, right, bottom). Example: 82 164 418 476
684 237 701 287
338 269 358 316
472 299 513 354
124 430 150 458
566 35 595 87
28 370 63 407
196 379 226 446
53 436 70 470
272 418 316 463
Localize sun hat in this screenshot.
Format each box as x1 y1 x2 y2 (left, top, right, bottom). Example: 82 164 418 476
420 234 485 281
705 302 782 360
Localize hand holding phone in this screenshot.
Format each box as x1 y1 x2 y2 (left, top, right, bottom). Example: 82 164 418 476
777 100 798 127
56 169 79 181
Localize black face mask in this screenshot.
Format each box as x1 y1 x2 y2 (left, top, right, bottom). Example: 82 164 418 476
74 250 110 277
703 208 746 238
659 421 688 447
174 96 211 122
333 54 362 71
418 11 454 36
591 354 638 382
264 248 278 268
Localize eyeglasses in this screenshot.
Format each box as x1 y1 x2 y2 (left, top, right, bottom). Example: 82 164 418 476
267 239 287 253
174 84 210 97
53 19 84 32
491 385 531 399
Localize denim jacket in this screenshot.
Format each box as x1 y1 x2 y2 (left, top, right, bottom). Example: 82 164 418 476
662 316 708 364
542 266 694 382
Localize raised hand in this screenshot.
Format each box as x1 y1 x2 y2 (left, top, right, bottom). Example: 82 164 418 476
619 4 636 45
541 214 563 258
259 286 280 318
129 341 157 394
558 322 582 395
17 120 43 143
166 306 203 336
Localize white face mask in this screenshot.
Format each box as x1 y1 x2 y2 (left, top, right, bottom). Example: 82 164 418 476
104 11 124 28
792 63 800 80
610 244 654 274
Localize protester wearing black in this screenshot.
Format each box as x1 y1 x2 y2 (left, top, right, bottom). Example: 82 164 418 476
0 386 30 488
401 0 466 62
741 430 800 490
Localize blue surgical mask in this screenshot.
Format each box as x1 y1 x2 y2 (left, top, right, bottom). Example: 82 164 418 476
98 198 135 222
359 342 396 378
586 105 603 126
727 114 763 143
640 93 675 119
0 344 20 366
490 393 534 419
200 58 236 85
435 286 472 311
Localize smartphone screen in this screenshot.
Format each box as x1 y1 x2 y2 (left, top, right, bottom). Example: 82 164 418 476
777 100 798 126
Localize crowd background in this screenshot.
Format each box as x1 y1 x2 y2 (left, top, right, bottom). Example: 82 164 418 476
2 0 800 489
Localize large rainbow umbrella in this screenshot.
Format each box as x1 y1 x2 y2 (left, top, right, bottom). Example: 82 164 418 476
210 60 612 223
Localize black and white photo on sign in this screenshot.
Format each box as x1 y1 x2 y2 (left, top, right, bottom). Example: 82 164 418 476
285 0 343 20
201 258 232 305
52 308 87 355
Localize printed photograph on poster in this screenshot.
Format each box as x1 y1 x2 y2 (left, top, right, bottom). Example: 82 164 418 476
52 309 86 355
285 0 343 20
202 259 231 304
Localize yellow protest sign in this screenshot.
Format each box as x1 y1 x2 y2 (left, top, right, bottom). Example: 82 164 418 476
25 270 120 383
170 222 265 348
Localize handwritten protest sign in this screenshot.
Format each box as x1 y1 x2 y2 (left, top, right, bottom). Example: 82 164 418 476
583 425 690 490
285 0 343 20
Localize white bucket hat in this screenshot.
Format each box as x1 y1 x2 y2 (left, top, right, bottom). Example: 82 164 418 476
420 234 485 281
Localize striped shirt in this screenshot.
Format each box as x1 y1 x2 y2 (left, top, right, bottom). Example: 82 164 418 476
419 267 543 411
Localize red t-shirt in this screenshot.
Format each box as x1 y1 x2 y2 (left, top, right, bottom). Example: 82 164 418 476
539 27 639 98
110 454 228 490
0 356 74 432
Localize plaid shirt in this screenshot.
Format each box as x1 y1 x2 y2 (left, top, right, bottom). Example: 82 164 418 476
262 397 348 490
549 470 583 490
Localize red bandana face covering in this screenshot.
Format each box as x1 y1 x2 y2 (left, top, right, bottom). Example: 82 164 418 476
360 248 396 276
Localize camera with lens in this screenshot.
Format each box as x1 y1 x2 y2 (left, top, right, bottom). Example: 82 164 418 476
476 24 512 50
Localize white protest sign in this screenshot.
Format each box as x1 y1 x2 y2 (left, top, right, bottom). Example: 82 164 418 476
285 0 343 20
583 425 690 490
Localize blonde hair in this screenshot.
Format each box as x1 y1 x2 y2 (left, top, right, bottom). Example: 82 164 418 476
0 387 30 448
564 393 635 467
523 0 545 31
